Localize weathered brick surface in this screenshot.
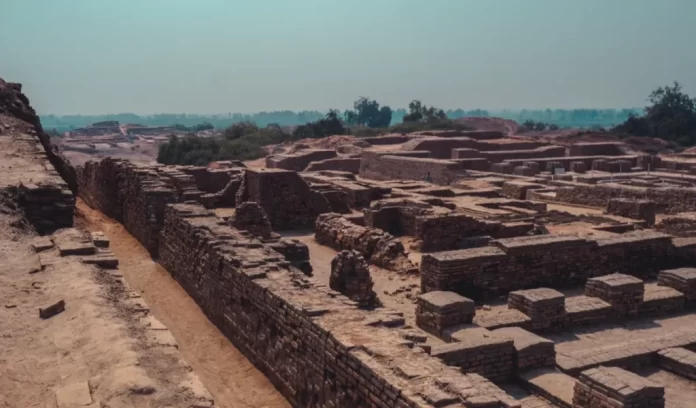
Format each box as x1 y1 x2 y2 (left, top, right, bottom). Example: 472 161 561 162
154 203 520 407
266 149 337 171
564 296 611 327
17 182 74 234
432 327 515 382
315 213 417 273
508 288 566 330
236 168 331 230
329 250 377 308
639 284 685 316
570 161 587 173
657 347 696 380
421 232 674 300
359 151 467 185
491 327 555 372
585 274 644 318
231 201 279 241
554 182 696 214
658 268 696 302
607 198 657 226
501 181 544 200
573 366 664 408
568 142 625 156
305 157 361 173
77 158 178 254
416 291 474 335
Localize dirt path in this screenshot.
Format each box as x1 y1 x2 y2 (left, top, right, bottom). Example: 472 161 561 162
75 200 289 408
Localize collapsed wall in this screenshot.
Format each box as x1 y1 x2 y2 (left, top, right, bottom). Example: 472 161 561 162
315 213 417 273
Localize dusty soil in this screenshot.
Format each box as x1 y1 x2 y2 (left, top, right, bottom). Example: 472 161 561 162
0 223 214 407
76 200 289 408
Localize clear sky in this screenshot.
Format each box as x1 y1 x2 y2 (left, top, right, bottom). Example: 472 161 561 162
2 0 695 115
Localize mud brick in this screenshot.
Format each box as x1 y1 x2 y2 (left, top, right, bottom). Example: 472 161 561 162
607 198 657 226
330 250 377 308
522 161 541 174
639 284 684 316
492 327 555 372
573 366 664 408
658 268 696 302
585 274 644 318
474 308 533 331
508 288 566 330
416 291 475 335
432 327 515 382
90 231 110 248
565 295 611 327
657 347 696 380
491 162 514 174
513 166 536 176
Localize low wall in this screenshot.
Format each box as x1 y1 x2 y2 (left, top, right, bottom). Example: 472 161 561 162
554 182 696 214
304 157 361 173
421 231 676 300
359 152 465 185
479 146 566 163
266 149 337 172
505 155 638 172
568 142 625 156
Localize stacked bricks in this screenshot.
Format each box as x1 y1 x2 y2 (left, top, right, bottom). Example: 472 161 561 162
606 198 657 226
329 250 377 308
585 274 644 318
420 231 674 301
152 202 521 407
76 158 178 255
17 181 74 234
564 296 611 326
315 213 417 273
508 288 566 330
573 366 664 408
657 347 696 380
236 168 331 230
415 291 475 336
231 201 280 242
658 268 696 303
501 181 544 200
431 326 515 382
639 284 685 315
492 327 555 372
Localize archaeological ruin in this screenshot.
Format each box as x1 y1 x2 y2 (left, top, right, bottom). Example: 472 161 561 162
8 76 696 407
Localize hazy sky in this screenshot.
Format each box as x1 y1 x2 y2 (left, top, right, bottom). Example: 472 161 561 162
2 0 695 115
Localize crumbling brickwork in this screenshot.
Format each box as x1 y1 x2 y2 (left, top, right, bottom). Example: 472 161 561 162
329 250 377 308
304 157 361 173
236 168 331 230
16 182 74 234
607 198 657 226
416 291 475 335
231 201 279 241
153 203 519 407
315 213 417 273
266 149 337 171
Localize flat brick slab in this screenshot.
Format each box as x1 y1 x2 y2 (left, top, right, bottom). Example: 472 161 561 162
565 295 611 326
639 284 685 315
574 366 664 407
658 268 696 301
474 308 533 330
657 347 696 380
55 382 92 407
519 368 575 408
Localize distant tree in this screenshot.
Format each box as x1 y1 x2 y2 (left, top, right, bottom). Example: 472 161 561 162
613 81 696 145
344 97 393 128
548 124 560 131
403 100 447 123
223 121 258 140
193 122 214 131
534 121 547 131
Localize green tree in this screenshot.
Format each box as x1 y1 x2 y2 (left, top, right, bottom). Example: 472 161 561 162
403 100 447 123
344 97 392 128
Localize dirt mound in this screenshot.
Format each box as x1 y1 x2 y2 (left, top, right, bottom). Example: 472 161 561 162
456 116 520 135
271 135 365 155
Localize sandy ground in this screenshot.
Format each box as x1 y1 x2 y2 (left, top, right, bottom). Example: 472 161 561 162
0 222 214 407
76 200 289 408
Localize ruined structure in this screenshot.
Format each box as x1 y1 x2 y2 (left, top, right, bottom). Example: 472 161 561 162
329 250 377 308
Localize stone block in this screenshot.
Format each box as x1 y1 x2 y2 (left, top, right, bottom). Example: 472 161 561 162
508 288 566 330
658 268 696 302
573 366 664 408
416 291 475 335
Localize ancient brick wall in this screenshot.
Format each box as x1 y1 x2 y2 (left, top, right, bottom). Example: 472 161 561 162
421 232 675 300
359 153 466 185
607 198 657 225
555 182 696 214
76 158 178 254
315 213 417 273
505 155 638 173
304 157 361 173
266 149 337 172
16 182 74 234
479 146 565 163
156 203 518 408
237 168 331 230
